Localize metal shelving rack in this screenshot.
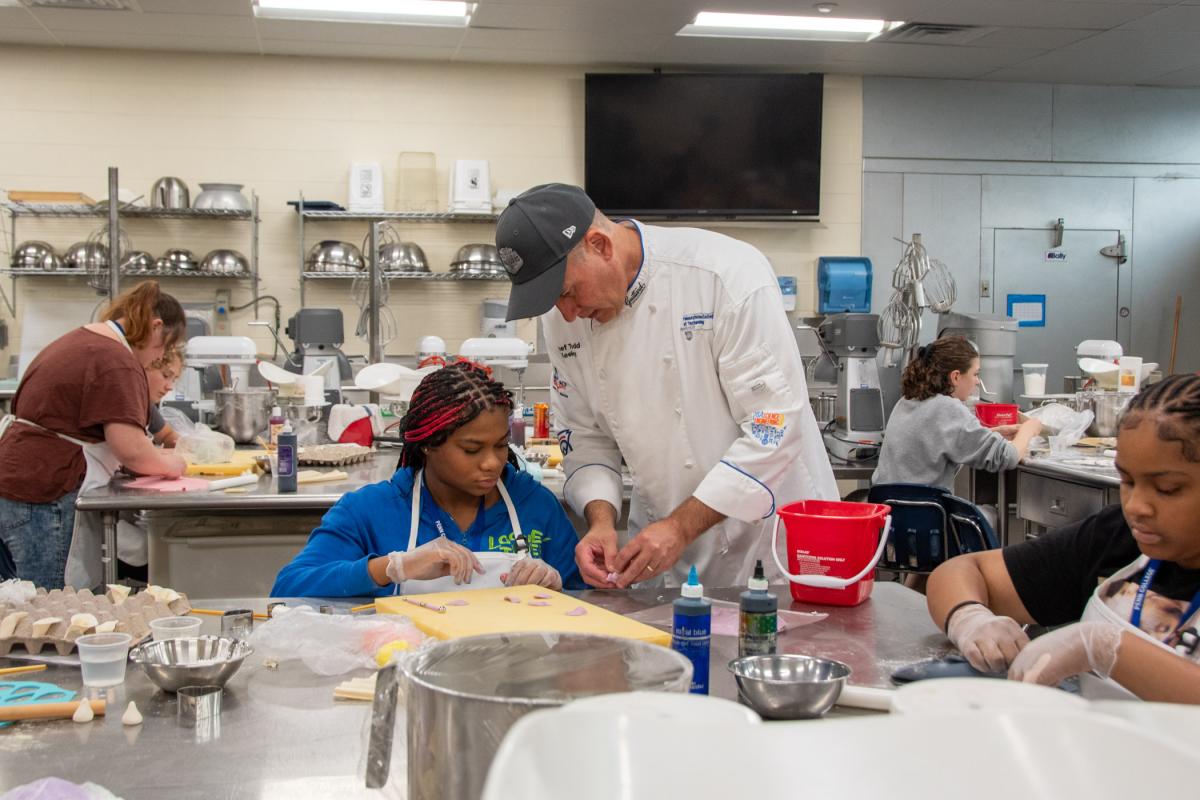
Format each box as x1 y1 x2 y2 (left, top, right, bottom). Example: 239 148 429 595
293 194 503 363
2 167 260 313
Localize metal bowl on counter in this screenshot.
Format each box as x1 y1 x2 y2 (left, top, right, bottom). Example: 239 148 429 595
64 241 108 271
214 387 278 444
1087 391 1133 437
119 250 155 273
728 654 850 719
306 240 364 273
129 635 253 693
158 248 198 272
449 243 505 276
378 241 429 273
401 632 691 800
200 249 248 275
11 240 62 271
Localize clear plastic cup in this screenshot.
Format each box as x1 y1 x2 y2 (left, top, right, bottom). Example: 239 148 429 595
1022 363 1049 397
150 615 201 641
75 632 133 688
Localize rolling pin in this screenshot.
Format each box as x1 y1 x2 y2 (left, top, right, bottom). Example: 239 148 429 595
0 699 106 722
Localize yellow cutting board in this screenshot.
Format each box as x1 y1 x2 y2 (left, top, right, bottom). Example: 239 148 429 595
186 449 269 476
375 584 671 647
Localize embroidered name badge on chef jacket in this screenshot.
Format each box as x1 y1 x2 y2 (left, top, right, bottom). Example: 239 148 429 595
680 312 714 341
750 412 788 447
552 367 570 399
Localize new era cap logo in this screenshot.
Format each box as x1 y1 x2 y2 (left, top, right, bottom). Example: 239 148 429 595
562 225 577 239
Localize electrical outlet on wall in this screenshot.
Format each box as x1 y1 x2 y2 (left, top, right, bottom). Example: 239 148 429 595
214 290 232 336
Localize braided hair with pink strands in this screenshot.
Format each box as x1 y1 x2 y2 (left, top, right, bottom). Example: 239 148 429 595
398 361 517 471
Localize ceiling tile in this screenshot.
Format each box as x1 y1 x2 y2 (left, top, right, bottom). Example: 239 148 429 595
925 0 1168 29
981 29 1200 84
260 39 460 61
1118 4 1200 30
967 27 1100 49
0 8 40 29
51 30 260 53
135 0 251 15
30 8 257 37
1137 64 1200 86
837 42 1045 70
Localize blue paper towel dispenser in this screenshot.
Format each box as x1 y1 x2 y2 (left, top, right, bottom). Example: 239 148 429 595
818 257 872 313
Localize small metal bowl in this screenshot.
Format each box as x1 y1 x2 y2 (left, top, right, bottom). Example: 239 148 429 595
160 248 198 271
64 241 108 271
129 635 253 693
120 250 155 273
449 242 504 275
728 654 850 719
11 240 60 271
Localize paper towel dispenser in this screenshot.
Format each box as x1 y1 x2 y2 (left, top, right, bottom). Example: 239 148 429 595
818 257 872 314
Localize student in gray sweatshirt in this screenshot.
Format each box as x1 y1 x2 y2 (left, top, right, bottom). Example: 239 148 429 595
873 336 1042 490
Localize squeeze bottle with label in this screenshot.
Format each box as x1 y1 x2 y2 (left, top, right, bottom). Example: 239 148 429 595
268 406 285 445
509 405 526 447
739 559 778 657
276 422 298 493
672 565 712 695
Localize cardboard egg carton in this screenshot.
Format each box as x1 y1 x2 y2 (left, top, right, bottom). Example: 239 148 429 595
0 585 191 656
298 443 375 466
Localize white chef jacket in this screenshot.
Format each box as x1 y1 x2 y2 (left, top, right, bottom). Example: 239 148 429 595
545 221 838 588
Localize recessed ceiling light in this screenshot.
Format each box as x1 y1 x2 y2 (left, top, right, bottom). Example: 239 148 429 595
253 0 474 27
815 3 837 13
677 11 902 42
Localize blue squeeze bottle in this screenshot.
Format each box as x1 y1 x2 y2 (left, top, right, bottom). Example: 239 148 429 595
276 421 298 493
672 566 712 695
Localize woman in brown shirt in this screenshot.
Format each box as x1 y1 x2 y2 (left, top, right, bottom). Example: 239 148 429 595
0 281 188 589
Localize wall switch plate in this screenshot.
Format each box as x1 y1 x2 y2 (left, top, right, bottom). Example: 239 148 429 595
980 279 991 298
214 290 232 336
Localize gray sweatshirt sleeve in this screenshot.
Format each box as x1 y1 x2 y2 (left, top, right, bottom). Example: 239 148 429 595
949 405 1019 473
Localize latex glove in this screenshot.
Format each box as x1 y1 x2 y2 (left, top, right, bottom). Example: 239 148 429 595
946 603 1031 672
575 525 619 587
384 537 484 585
1008 621 1123 686
503 558 562 591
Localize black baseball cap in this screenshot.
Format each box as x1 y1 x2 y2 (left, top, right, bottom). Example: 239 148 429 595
496 183 596 321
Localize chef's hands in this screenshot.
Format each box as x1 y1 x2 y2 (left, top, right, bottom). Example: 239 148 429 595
384 537 484 585
1008 621 1123 686
503 558 563 590
611 519 690 588
947 603 1031 672
575 525 619 588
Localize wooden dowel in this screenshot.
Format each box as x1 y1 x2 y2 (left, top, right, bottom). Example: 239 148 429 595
0 699 106 722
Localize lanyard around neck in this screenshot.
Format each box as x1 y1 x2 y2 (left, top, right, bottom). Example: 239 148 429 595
1130 559 1200 642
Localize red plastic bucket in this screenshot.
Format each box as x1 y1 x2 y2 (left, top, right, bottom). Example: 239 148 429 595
974 403 1019 428
771 500 892 607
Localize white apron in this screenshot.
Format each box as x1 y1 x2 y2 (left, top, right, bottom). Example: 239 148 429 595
1079 554 1200 700
396 469 524 595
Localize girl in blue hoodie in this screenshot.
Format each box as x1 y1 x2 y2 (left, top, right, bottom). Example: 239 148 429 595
273 362 583 597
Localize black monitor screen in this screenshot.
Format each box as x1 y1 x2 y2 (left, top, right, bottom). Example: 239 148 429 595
584 73 823 219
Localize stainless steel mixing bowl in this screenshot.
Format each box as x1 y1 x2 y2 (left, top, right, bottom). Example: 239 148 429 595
129 635 253 693
728 654 851 719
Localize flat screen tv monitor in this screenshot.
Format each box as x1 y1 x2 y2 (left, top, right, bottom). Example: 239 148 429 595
584 73 823 220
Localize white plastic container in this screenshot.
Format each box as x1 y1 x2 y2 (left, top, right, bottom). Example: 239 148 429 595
1118 356 1143 394
348 161 384 212
76 632 133 687
1021 363 1048 396
149 615 201 641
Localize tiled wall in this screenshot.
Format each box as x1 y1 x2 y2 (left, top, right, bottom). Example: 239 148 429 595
0 46 862 373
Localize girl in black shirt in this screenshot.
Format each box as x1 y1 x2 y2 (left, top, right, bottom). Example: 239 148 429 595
927 374 1200 703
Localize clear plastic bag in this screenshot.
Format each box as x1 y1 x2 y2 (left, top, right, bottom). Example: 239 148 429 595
247 605 426 675
1028 403 1094 451
175 423 235 465
158 405 195 437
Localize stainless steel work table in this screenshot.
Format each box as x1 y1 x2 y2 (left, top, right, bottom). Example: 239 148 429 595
1 583 948 799
1014 452 1121 539
77 455 877 584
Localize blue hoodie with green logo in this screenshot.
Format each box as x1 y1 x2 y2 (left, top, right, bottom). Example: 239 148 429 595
272 464 584 597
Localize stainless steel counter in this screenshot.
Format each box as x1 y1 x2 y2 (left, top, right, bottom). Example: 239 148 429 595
1 583 948 799
1015 451 1121 540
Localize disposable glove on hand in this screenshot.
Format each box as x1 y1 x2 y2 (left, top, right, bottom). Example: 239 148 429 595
384 537 484 585
1008 621 1123 686
947 603 1031 673
503 558 562 590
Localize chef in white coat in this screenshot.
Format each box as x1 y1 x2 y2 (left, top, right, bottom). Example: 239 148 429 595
496 184 838 589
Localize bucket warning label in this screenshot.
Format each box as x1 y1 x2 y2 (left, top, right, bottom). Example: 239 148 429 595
794 551 846 576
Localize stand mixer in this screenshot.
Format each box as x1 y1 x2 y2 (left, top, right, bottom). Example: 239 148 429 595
283 309 353 401
817 314 886 461
175 336 258 421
